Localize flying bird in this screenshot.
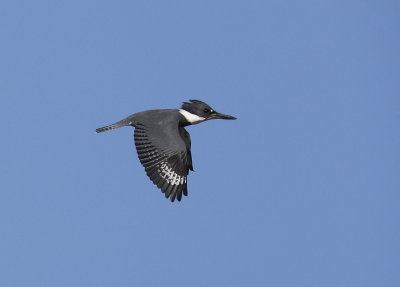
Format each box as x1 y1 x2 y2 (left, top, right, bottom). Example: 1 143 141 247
96 100 236 202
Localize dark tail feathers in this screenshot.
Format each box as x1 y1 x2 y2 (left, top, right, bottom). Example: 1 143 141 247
95 119 132 133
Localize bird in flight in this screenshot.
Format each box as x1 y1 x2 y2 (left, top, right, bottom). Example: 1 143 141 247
96 100 236 202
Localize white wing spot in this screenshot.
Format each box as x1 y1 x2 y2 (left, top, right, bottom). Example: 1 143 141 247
158 162 185 186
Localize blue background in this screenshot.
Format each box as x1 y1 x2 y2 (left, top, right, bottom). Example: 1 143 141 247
1 1 399 286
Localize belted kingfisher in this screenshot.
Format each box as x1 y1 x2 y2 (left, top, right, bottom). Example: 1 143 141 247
96 100 236 202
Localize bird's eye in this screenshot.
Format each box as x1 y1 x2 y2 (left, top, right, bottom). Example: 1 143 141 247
203 108 210 113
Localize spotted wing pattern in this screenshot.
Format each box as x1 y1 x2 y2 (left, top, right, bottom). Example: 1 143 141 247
134 123 191 202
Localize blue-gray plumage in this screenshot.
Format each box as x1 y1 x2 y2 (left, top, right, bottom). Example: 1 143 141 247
96 100 236 202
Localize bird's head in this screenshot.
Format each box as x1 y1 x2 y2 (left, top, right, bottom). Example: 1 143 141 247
180 100 237 124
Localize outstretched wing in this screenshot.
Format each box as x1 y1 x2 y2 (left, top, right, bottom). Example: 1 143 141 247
134 123 192 202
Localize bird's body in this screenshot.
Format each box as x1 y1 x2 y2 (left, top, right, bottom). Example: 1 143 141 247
96 100 236 202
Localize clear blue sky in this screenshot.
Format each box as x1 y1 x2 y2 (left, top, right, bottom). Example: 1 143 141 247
1 1 399 286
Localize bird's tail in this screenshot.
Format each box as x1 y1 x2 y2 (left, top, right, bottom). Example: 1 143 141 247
95 119 132 133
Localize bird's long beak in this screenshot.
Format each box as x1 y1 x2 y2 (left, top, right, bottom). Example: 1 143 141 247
211 111 237 120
